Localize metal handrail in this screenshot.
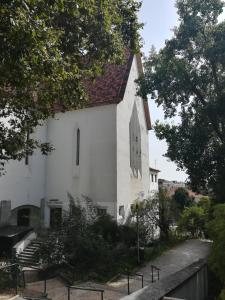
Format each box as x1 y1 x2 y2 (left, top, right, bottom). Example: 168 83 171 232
67 285 104 300
125 272 144 295
151 265 160 282
22 266 47 296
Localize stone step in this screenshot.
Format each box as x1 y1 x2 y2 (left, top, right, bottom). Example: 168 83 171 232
18 256 38 262
30 243 42 247
19 261 39 267
18 261 39 266
18 252 38 257
16 238 42 267
18 255 39 263
18 256 39 262
18 250 36 255
25 246 39 250
21 251 38 256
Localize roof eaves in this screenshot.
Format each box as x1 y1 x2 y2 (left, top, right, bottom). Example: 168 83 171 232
149 167 161 173
116 51 134 103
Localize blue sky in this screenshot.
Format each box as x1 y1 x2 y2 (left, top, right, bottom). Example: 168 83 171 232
139 0 187 182
139 0 225 182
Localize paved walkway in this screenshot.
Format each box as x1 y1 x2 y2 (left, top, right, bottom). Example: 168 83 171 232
16 239 211 300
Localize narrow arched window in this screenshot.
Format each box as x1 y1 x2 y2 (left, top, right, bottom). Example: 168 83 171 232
25 130 30 165
76 128 80 165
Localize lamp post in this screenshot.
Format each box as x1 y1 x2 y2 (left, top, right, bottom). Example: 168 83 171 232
134 191 144 264
136 203 140 264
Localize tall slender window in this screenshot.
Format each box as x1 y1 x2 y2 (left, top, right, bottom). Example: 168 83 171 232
76 128 80 165
25 130 30 165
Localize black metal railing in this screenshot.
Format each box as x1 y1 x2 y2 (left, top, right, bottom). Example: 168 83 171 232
67 285 105 300
151 265 160 283
126 272 144 295
22 266 47 297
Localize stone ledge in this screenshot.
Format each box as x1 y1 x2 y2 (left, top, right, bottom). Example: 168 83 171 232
120 259 207 300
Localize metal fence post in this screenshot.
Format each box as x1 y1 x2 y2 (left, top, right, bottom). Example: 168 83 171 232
141 274 144 288
151 265 154 283
68 286 70 300
127 272 130 295
44 277 47 296
15 266 18 295
22 270 26 288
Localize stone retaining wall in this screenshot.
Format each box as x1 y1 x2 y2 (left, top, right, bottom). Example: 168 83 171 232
121 259 208 300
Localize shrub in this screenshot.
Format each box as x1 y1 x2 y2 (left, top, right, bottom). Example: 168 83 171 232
178 206 205 237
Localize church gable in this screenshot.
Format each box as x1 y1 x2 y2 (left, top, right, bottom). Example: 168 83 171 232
84 50 151 132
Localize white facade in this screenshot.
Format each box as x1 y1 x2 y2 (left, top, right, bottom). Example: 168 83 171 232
149 168 160 198
0 55 151 227
116 57 150 220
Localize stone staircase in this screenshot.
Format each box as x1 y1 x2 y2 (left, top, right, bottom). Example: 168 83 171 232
17 239 42 267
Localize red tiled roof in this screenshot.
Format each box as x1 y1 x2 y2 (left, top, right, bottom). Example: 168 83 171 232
84 49 133 106
84 50 152 130
55 49 152 130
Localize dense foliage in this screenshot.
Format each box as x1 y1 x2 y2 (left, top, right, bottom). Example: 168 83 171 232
178 206 205 237
138 0 225 201
173 187 193 210
0 0 142 172
37 204 137 280
131 188 176 241
207 204 225 282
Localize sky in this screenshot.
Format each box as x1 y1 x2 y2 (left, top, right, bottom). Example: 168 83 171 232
139 0 225 182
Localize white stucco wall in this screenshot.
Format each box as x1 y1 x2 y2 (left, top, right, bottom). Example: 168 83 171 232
116 56 150 221
45 104 117 225
0 125 47 210
149 170 159 198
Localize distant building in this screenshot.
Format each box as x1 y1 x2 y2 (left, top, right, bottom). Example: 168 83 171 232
158 179 186 197
149 167 160 197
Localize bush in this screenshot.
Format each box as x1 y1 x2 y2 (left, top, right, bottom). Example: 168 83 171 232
0 264 18 293
91 215 120 245
207 204 225 282
37 203 139 281
178 206 205 237
218 288 225 300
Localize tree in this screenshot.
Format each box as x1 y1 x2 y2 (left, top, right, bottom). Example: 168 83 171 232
178 206 205 237
138 0 225 202
173 187 193 211
131 189 175 241
0 0 142 173
207 204 225 282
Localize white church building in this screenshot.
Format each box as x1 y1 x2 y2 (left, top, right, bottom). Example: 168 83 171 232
0 50 152 228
